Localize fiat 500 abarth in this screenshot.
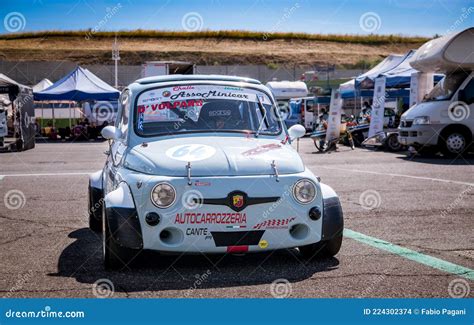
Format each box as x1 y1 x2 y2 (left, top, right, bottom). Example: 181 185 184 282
88 75 343 269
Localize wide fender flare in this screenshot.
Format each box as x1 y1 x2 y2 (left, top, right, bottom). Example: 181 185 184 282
89 170 103 190
104 182 142 249
320 182 344 241
104 182 135 209
88 170 104 219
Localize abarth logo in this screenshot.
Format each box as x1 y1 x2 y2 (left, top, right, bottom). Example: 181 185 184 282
232 195 244 209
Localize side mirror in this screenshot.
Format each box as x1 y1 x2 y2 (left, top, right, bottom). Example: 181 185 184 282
101 125 121 140
288 124 306 141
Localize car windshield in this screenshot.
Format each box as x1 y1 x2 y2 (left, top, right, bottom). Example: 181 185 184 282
135 84 282 136
423 71 468 102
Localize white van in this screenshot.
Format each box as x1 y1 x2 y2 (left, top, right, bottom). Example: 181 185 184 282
399 28 474 156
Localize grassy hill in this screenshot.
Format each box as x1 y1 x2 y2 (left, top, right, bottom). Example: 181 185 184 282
0 30 428 68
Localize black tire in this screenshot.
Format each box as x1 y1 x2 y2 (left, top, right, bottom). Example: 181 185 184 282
440 129 471 157
299 233 343 260
89 213 102 232
313 138 324 152
386 134 403 152
88 186 102 232
103 207 139 270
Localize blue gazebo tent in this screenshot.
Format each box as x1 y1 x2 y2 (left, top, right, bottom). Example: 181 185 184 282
357 50 443 89
340 50 443 99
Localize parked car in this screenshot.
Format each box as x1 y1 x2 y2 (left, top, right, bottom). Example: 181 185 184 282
88 75 344 269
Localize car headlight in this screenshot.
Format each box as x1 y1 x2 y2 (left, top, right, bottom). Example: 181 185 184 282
413 116 430 125
151 182 176 208
293 179 317 204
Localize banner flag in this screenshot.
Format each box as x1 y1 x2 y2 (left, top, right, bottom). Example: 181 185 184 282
368 76 386 138
325 88 343 143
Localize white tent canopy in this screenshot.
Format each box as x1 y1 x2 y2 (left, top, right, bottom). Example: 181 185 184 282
355 52 408 89
33 78 53 92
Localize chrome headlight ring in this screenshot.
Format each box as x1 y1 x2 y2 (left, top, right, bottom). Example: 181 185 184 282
150 182 176 208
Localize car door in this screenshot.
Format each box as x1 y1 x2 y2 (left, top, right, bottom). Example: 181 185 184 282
457 75 474 134
305 99 315 130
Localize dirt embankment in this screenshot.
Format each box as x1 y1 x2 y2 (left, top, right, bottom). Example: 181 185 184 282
0 36 420 67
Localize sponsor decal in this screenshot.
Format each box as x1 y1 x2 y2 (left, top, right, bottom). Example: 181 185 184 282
242 143 282 156
175 212 247 225
232 194 244 209
224 86 243 91
259 239 269 249
253 217 296 230
173 86 195 91
137 113 144 130
194 181 211 187
166 144 216 162
170 90 249 101
208 110 231 117
137 100 203 113
141 96 163 103
186 227 209 236
163 90 171 97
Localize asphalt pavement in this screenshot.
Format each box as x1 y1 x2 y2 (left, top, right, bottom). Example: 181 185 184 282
0 139 473 298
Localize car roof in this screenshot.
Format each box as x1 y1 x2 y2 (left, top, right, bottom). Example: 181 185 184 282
136 74 261 85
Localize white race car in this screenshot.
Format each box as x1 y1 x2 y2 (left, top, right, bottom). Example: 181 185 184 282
88 75 343 269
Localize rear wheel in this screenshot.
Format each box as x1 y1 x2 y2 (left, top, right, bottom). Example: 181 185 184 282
299 233 343 260
386 134 403 152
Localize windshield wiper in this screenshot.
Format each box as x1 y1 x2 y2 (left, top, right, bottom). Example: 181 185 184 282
255 95 269 138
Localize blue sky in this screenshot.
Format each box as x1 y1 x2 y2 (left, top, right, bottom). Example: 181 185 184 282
0 0 472 36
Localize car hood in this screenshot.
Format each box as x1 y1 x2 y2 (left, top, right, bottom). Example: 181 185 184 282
402 101 448 122
126 136 304 177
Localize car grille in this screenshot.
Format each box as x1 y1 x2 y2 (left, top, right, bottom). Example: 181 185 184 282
400 131 417 137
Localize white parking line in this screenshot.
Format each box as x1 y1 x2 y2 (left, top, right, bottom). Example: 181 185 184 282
319 166 474 186
0 172 93 177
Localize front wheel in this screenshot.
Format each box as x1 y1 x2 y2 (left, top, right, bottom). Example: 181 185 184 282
441 131 470 157
299 233 343 260
88 185 102 232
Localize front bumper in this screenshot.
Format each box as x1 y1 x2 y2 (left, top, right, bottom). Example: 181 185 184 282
398 124 443 147
119 171 330 253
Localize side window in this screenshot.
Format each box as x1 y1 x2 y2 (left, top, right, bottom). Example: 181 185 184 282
117 90 130 141
306 100 315 112
462 78 474 104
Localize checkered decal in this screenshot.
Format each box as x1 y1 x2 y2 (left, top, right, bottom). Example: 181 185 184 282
253 217 296 230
